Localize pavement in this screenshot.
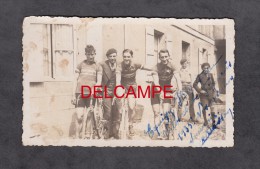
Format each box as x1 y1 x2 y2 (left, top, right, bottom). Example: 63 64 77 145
127 94 227 142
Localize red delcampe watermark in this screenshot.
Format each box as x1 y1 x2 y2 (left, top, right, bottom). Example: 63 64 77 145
81 85 174 99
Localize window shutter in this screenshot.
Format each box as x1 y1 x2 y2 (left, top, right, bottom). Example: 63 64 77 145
27 24 48 81
166 34 173 60
53 24 74 79
145 26 155 66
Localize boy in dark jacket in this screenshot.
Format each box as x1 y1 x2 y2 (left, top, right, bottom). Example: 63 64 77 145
193 62 218 128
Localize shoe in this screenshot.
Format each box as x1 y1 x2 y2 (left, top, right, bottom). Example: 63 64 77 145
157 135 169 140
129 125 135 136
189 118 199 123
103 128 110 139
92 130 100 139
113 134 120 140
84 136 91 139
84 133 91 139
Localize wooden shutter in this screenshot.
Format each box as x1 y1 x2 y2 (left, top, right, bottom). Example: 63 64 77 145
145 26 156 66
52 24 74 80
166 34 173 60
27 24 51 81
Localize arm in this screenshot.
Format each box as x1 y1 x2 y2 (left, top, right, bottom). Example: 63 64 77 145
95 63 103 101
211 73 216 88
151 71 160 86
190 73 196 93
116 65 122 86
96 63 103 86
116 71 121 86
173 73 182 91
96 73 102 86
189 72 193 84
71 71 80 104
141 63 154 71
171 62 182 90
211 73 219 97
115 64 124 96
193 75 201 93
72 72 80 95
152 72 165 99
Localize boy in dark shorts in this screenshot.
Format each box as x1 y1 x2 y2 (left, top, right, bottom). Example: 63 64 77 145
116 49 151 136
71 45 102 139
151 49 182 139
193 62 218 128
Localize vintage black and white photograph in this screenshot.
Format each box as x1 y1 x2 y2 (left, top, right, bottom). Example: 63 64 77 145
22 17 234 147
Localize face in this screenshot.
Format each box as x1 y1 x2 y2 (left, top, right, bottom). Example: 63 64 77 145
202 65 210 74
159 52 169 65
107 53 117 64
123 52 132 65
182 61 188 69
85 51 96 62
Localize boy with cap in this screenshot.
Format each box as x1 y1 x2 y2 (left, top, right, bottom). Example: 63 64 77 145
99 48 121 139
71 45 102 139
193 62 218 128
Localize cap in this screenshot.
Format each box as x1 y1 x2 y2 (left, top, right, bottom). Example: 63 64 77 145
201 62 211 69
106 48 117 57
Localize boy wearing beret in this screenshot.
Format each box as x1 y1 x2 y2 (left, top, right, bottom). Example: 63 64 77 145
193 62 218 128
99 48 121 139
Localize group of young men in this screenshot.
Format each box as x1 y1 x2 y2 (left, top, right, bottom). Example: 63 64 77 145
71 45 220 140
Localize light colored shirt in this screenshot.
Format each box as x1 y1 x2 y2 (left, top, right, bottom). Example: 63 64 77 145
180 68 192 83
75 60 102 94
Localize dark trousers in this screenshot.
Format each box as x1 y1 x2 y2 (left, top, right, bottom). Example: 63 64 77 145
181 84 195 120
102 97 121 138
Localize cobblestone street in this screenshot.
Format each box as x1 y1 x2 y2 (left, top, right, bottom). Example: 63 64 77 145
129 94 226 143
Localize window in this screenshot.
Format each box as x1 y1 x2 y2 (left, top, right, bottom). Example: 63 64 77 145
202 48 208 63
182 41 190 61
154 30 164 63
28 23 75 81
145 27 166 66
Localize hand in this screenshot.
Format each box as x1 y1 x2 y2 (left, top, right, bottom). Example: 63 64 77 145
71 95 77 105
200 90 207 94
97 98 103 104
88 105 94 112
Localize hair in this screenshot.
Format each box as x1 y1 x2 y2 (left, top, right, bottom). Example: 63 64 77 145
159 49 170 57
106 48 117 57
180 58 188 65
122 49 133 56
85 45 96 54
201 62 211 69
